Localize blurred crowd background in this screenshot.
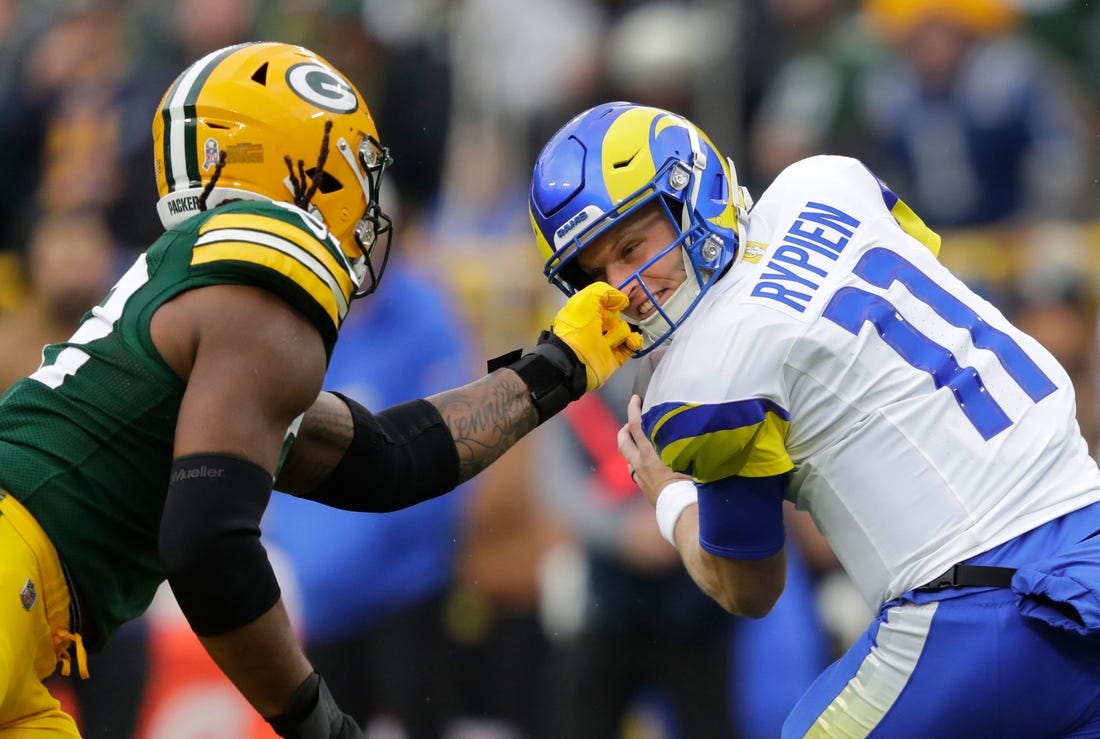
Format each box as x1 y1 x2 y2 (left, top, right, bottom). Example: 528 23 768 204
0 0 1097 737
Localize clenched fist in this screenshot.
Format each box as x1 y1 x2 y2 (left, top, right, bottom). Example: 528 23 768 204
551 282 643 391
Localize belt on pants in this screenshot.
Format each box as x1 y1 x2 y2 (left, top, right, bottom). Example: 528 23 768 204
916 564 1017 591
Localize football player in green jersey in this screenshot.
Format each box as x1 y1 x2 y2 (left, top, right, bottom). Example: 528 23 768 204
0 42 640 738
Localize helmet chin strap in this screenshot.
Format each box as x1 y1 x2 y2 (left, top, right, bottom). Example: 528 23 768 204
629 118 750 351
676 116 707 236
635 248 702 347
637 122 707 350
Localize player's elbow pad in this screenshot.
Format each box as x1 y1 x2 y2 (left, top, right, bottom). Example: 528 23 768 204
158 454 281 637
306 392 460 512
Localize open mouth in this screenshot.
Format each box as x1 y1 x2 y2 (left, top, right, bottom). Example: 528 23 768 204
633 289 668 319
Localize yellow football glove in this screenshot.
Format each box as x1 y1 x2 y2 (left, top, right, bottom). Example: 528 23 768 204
551 282 643 391
486 282 642 425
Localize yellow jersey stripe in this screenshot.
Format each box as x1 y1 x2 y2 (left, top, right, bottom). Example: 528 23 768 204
200 212 354 298
658 415 793 482
192 240 342 328
891 198 941 257
195 228 351 319
646 399 793 482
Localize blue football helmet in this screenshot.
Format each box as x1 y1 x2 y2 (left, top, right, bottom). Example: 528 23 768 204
529 102 751 354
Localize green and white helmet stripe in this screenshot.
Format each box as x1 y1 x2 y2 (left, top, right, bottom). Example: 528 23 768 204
160 43 249 190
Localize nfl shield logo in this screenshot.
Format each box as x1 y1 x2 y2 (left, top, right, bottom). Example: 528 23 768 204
20 578 36 611
202 137 221 171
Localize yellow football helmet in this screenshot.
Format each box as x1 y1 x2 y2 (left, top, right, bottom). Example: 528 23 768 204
152 42 393 296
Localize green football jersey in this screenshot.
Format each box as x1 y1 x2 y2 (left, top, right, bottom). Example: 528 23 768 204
0 199 358 649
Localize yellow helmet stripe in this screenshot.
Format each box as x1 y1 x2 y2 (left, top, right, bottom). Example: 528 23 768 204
161 43 250 191
199 212 354 298
601 107 660 205
192 240 344 328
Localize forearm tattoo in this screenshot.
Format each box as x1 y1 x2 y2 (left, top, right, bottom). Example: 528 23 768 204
428 369 538 483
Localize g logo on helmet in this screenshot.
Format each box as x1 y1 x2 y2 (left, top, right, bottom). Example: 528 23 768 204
285 62 358 114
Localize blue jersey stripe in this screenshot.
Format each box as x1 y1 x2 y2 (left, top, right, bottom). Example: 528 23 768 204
645 398 791 450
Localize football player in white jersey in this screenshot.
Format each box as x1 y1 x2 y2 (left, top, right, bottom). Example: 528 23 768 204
529 102 1100 737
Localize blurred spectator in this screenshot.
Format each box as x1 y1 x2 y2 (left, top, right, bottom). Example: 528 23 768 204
449 0 603 126
1016 0 1100 91
748 0 886 184
445 428 570 739
594 1 740 170
1004 263 1099 454
360 0 453 215
602 1 732 118
536 362 831 739
130 0 261 69
536 364 737 739
0 0 264 258
426 124 531 255
262 252 482 739
860 0 1092 229
0 209 118 392
31 4 127 214
0 0 62 252
447 0 606 173
0 1 165 252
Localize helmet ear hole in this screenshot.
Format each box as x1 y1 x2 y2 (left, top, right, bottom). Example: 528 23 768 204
250 62 268 85
708 172 727 203
306 168 343 194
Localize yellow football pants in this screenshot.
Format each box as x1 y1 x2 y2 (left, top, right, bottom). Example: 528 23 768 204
0 492 83 737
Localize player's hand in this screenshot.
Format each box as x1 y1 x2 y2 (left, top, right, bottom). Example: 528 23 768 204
268 672 363 739
551 282 643 391
487 282 641 424
619 393 691 507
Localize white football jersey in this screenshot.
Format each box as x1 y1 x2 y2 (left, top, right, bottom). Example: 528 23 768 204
642 155 1100 609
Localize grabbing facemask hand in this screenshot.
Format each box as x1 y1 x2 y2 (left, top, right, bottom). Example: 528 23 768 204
488 282 643 424
551 281 644 389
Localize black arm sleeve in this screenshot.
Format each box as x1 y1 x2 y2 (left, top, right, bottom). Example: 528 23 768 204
304 392 460 512
158 453 281 636
486 331 586 425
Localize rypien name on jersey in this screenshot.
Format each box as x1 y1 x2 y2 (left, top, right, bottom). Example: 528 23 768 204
750 201 861 313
